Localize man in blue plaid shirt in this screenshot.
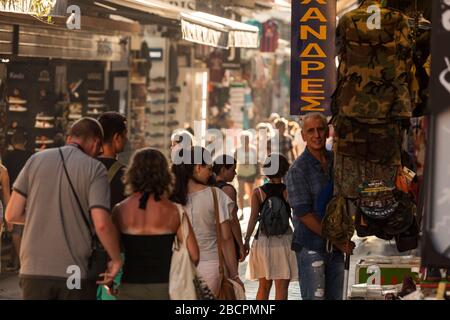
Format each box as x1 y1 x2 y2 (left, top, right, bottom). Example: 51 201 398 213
285 113 354 300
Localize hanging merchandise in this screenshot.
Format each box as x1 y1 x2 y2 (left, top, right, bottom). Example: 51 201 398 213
243 86 253 130
169 43 179 89
332 1 416 251
229 82 246 129
260 20 279 53
250 52 268 90
208 49 225 84
333 0 414 196
332 1 414 122
245 19 263 45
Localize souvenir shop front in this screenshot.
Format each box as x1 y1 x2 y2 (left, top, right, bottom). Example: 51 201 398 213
292 0 449 300
201 14 291 131
0 12 134 156
101 0 260 156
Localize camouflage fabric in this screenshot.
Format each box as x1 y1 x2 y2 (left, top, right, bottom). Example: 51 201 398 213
333 115 402 165
322 196 355 244
334 151 398 199
333 0 414 122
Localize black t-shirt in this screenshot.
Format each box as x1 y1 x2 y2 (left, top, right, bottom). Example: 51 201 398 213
2 149 33 186
98 157 126 209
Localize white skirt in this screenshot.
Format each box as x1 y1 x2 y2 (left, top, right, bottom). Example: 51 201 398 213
246 230 298 281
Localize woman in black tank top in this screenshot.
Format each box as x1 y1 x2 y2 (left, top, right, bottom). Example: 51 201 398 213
112 148 199 300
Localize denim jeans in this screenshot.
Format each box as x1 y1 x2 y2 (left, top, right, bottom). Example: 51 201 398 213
296 248 345 300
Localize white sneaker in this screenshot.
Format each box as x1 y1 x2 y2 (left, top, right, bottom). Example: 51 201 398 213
9 105 27 112
35 137 54 144
35 120 54 129
88 97 104 102
88 104 106 108
36 113 54 121
68 113 82 120
87 90 105 95
8 96 27 104
87 108 100 115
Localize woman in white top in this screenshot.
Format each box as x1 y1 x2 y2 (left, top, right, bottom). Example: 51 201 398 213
171 146 243 297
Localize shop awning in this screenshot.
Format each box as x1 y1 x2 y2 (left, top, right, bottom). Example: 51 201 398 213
104 0 180 21
180 12 259 49
101 0 259 49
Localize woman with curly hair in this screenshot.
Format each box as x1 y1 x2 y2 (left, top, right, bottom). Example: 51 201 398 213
112 148 199 300
171 146 244 297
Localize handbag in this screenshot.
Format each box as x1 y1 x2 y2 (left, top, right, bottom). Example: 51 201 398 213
212 188 245 300
169 204 215 300
169 204 198 300
58 148 108 281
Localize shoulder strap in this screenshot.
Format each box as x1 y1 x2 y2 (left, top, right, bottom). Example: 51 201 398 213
212 188 225 276
107 160 123 184
58 148 94 240
257 187 264 204
215 180 228 190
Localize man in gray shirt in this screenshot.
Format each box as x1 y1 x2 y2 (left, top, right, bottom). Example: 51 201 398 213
6 118 122 300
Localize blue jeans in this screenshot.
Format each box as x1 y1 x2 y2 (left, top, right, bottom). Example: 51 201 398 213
296 248 344 300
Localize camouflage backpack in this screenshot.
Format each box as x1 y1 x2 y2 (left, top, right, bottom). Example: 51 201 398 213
322 196 355 244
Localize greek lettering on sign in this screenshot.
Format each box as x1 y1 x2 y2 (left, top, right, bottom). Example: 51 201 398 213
299 0 328 113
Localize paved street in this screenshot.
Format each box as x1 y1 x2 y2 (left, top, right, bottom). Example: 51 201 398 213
0 207 418 300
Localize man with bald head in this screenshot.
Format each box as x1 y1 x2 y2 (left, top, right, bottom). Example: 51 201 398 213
6 117 122 300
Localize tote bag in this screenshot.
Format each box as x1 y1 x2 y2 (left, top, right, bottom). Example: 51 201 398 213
169 205 197 300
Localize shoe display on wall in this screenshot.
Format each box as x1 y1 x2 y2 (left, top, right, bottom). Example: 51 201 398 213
152 110 165 116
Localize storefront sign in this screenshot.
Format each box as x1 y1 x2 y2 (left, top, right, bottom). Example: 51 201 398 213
163 0 196 10
422 0 450 268
8 72 24 80
290 0 336 115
